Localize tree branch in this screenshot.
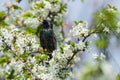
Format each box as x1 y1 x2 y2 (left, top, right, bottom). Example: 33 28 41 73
65 21 103 68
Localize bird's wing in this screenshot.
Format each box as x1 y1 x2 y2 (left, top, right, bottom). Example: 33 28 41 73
40 29 57 52
52 31 57 50
40 30 46 49
48 30 57 51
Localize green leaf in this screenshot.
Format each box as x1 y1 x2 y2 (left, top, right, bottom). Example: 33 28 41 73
33 2 45 9
85 41 90 46
74 20 84 25
74 21 79 25
59 44 64 53
12 4 22 10
21 52 28 59
35 54 41 59
0 21 9 26
117 74 120 80
0 11 6 19
35 54 48 62
23 70 31 79
95 39 108 49
107 4 117 11
7 69 15 79
54 0 59 3
16 0 22 3
81 0 84 3
25 27 37 34
23 12 34 19
69 41 75 47
36 24 42 37
0 56 9 65
60 3 67 12
40 54 48 60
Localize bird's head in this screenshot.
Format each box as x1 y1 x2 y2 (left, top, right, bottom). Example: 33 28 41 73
42 20 52 29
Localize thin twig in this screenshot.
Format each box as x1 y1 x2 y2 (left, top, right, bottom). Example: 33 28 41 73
82 31 96 42
2 37 36 77
65 21 103 68
66 49 81 66
61 24 65 40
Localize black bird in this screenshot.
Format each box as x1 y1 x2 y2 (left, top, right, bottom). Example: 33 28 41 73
40 20 57 58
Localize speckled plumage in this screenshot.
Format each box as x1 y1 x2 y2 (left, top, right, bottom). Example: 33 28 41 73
40 20 57 53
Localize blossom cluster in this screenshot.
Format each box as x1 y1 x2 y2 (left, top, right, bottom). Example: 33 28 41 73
70 61 116 80
0 1 120 80
0 0 69 79
92 53 106 61
0 25 39 55
70 21 88 39
15 0 66 28
0 20 90 80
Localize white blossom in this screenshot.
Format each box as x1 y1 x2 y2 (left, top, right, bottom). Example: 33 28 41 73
92 53 106 60
24 18 39 28
100 53 106 60
103 27 109 33
92 53 99 60
93 33 98 38
44 1 52 10
76 41 85 50
70 22 88 39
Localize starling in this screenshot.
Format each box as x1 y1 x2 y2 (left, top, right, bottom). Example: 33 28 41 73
40 20 57 58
